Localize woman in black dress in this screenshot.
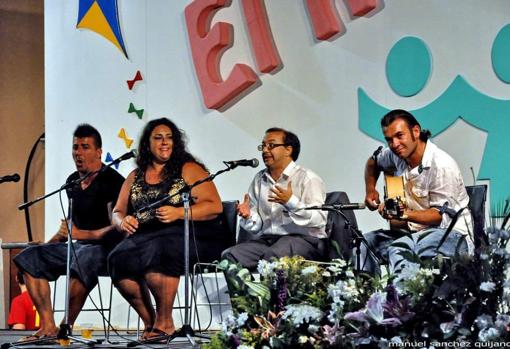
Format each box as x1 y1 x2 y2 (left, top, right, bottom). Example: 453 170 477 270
108 118 223 340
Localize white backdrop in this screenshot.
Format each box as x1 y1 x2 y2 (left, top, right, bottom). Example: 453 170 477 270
44 0 509 328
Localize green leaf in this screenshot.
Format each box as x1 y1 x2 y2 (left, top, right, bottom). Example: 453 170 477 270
330 240 344 259
454 236 467 257
390 241 414 250
397 250 420 263
236 268 252 282
393 258 406 269
245 280 270 300
217 259 230 270
416 229 437 242
227 278 241 290
417 245 437 256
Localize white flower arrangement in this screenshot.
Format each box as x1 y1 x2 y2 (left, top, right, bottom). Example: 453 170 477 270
480 281 496 292
282 304 323 326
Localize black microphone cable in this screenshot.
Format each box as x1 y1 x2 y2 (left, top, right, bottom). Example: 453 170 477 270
22 132 45 242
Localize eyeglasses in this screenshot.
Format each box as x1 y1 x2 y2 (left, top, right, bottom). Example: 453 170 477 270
257 143 288 151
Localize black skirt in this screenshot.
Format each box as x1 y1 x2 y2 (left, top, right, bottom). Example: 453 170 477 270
107 219 227 281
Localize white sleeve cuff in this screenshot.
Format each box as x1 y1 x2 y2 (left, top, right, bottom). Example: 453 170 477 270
284 195 299 211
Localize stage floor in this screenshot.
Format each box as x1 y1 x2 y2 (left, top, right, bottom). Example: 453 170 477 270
0 330 213 348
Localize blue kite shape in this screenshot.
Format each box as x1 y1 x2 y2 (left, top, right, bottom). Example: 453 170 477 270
77 0 128 58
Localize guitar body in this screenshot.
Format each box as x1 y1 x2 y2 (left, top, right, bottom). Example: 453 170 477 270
384 175 405 201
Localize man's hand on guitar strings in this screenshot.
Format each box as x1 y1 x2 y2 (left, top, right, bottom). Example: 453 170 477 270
365 190 381 211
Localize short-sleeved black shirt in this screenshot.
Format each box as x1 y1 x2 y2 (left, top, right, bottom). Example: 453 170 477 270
65 165 124 235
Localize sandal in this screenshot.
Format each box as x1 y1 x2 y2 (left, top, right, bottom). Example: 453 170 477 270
128 328 175 346
142 327 175 344
17 334 40 343
17 333 58 344
144 328 175 343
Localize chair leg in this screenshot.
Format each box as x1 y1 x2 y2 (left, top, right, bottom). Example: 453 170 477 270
191 262 231 332
174 286 184 326
52 280 57 313
191 264 202 331
96 280 106 335
96 277 116 343
213 265 224 323
106 282 114 342
135 307 141 338
126 305 131 332
49 277 118 342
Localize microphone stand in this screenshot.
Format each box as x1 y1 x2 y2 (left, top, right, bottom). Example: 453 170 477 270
8 155 132 348
304 206 380 272
130 164 239 347
9 181 99 347
336 209 380 272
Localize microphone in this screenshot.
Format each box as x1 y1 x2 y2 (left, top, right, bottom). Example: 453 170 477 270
109 149 137 166
0 173 20 184
223 158 259 168
330 203 366 210
65 150 137 191
304 203 366 211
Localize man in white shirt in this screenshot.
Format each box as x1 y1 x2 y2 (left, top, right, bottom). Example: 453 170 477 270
361 109 473 274
222 127 327 269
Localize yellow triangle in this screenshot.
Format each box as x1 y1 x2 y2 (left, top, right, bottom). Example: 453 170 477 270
77 1 123 53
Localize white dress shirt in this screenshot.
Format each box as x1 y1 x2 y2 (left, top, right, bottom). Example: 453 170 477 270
240 161 327 239
377 141 473 237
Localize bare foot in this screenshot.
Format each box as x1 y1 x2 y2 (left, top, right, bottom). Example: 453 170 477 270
140 326 153 340
18 326 58 343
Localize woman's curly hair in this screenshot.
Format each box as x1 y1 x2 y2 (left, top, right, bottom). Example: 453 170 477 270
136 117 206 178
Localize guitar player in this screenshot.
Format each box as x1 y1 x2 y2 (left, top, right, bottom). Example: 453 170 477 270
360 109 473 275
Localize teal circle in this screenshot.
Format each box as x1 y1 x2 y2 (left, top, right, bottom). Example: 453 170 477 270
492 23 510 83
386 36 431 97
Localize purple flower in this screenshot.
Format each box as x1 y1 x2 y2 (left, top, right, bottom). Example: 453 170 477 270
384 285 415 323
322 324 341 345
344 309 370 323
276 269 287 313
228 334 241 347
345 292 402 327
